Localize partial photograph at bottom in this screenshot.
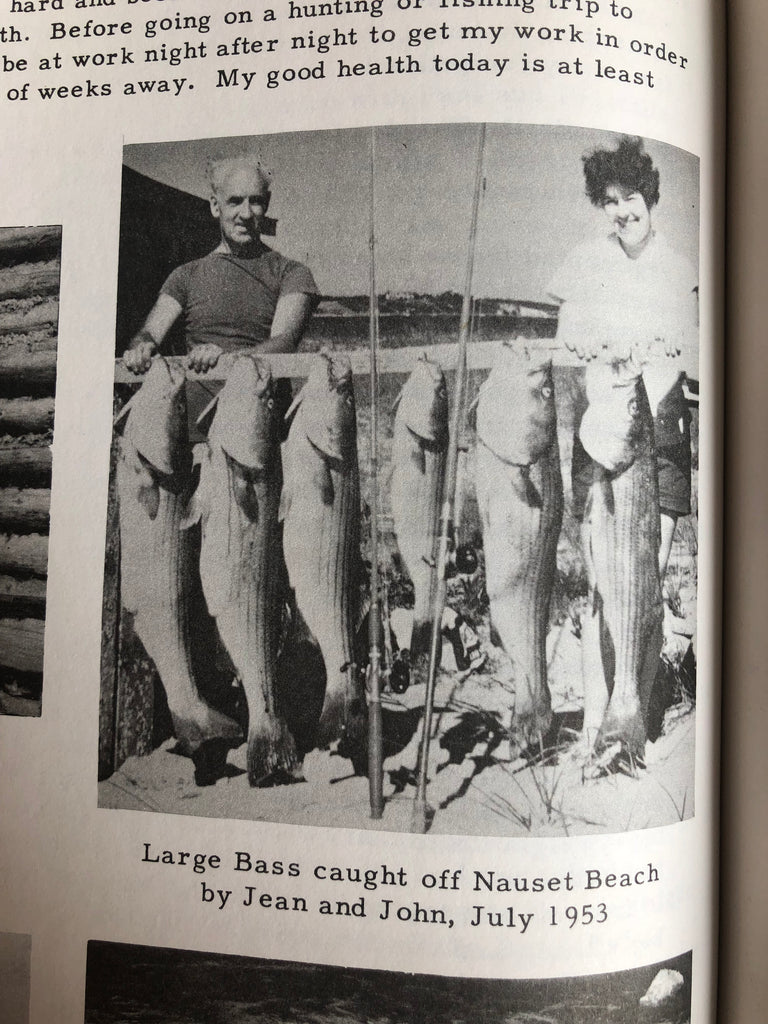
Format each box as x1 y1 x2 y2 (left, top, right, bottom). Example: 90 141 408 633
0 931 31 1024
84 940 692 1024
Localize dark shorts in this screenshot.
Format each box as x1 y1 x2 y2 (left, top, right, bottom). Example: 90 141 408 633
571 412 692 521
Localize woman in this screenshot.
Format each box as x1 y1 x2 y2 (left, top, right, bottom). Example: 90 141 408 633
548 135 698 576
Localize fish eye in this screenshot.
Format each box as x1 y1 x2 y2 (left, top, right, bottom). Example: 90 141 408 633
541 385 552 399
267 397 274 410
345 394 353 406
628 398 639 416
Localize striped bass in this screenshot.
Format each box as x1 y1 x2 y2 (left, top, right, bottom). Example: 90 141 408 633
580 359 663 761
390 354 448 659
475 344 563 747
116 358 241 759
187 355 297 786
280 352 365 757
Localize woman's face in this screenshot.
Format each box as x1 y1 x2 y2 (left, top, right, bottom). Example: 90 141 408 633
602 184 652 255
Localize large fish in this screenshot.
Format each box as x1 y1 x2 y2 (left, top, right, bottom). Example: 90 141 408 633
187 355 297 786
579 359 663 761
475 343 563 747
390 354 448 659
116 358 241 758
280 352 365 756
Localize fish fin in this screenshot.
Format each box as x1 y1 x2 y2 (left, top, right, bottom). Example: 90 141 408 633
278 482 291 522
409 441 426 475
231 463 260 522
180 495 201 529
123 445 161 519
466 390 480 431
191 442 208 467
601 475 615 516
390 382 405 416
284 383 307 423
138 475 160 519
181 444 211 528
113 394 135 430
511 466 542 508
195 392 220 432
316 460 335 505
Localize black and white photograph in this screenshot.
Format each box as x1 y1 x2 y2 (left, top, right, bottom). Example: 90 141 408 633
0 931 30 1024
83 940 692 1024
98 124 699 836
0 226 61 718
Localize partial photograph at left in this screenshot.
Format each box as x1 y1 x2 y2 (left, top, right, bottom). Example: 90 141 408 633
0 931 31 1024
0 226 60 718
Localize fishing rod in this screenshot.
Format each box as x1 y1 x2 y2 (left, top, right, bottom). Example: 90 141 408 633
411 123 487 834
367 126 385 820
452 295 481 576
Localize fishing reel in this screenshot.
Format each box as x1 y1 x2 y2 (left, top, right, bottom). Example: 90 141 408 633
453 543 478 576
389 648 411 695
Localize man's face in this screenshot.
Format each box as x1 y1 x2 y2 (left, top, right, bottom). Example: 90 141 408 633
210 166 270 251
602 184 652 255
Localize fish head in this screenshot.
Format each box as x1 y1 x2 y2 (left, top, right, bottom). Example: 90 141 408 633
395 354 449 448
210 354 280 470
300 351 358 464
122 357 190 478
475 343 556 465
580 359 652 472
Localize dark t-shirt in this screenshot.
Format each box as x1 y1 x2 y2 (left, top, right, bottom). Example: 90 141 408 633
161 245 319 353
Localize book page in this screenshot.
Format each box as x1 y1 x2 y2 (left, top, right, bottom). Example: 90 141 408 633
0 0 722 1021
718 0 768 1020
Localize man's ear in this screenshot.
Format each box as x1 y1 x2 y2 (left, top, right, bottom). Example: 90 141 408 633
209 193 221 219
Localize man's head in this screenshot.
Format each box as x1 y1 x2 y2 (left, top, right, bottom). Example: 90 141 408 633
583 137 659 256
208 158 271 254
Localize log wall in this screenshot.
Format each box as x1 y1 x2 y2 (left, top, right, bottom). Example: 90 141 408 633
0 225 60 717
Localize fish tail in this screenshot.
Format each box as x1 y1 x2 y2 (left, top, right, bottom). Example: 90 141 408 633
246 713 299 787
338 700 369 777
169 704 242 757
409 615 434 662
316 686 348 749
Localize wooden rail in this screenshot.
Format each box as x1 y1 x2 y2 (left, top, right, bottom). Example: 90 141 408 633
113 339 700 384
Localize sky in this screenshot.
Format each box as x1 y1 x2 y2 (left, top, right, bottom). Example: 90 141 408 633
123 122 699 301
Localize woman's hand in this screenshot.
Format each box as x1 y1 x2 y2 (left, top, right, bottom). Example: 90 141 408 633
656 333 682 358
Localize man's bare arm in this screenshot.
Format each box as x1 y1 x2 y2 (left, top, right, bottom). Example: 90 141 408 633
123 294 183 374
260 292 317 354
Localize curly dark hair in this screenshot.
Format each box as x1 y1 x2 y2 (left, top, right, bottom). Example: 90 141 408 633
582 136 660 209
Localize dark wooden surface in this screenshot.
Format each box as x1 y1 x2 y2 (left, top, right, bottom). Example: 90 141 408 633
0 225 60 717
0 398 55 435
0 449 52 487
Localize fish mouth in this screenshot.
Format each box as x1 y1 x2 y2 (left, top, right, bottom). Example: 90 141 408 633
475 355 556 466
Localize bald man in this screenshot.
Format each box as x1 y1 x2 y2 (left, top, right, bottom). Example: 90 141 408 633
124 158 319 388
